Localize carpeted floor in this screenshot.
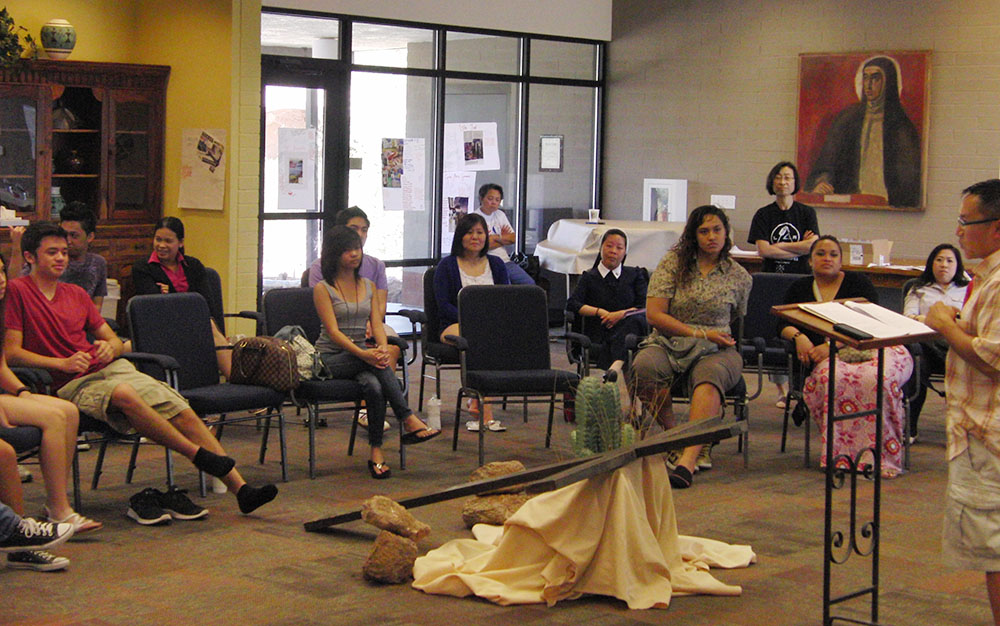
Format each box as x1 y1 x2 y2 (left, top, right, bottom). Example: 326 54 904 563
1 345 990 625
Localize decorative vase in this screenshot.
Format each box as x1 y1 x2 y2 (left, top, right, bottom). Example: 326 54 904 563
40 19 76 60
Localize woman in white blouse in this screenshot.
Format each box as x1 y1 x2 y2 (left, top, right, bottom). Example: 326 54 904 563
903 243 969 441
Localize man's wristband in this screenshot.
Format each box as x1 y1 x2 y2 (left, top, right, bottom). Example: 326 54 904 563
14 387 30 396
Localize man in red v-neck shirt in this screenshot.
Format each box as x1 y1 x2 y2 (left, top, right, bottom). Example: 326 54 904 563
4 223 277 523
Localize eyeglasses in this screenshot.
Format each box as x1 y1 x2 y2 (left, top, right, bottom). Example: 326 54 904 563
957 215 1000 227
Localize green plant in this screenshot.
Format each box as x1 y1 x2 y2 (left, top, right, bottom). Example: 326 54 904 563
570 376 635 457
0 8 37 68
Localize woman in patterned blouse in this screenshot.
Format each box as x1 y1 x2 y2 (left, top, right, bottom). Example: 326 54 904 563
631 205 752 489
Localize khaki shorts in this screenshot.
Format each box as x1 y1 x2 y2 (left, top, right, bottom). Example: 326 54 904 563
942 436 1000 571
632 345 742 400
57 359 190 435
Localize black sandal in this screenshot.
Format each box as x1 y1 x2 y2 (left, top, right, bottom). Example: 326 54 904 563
401 427 441 445
669 465 694 489
367 460 392 479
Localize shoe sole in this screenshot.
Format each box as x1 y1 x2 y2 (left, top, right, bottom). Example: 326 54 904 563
7 559 69 572
162 508 209 521
126 508 171 526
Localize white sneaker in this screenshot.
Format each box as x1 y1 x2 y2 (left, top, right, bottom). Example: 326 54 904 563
358 411 390 432
7 550 69 571
696 445 713 471
17 465 31 484
664 449 681 471
466 420 506 432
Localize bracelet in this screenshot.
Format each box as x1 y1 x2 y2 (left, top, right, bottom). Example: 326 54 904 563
13 386 29 396
791 332 803 340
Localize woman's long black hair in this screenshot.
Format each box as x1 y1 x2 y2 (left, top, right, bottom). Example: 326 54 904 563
320 225 363 284
450 213 489 258
673 205 732 284
914 243 969 289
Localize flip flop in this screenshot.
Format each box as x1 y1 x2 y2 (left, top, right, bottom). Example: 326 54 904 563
367 460 392 479
669 465 694 489
401 427 441 445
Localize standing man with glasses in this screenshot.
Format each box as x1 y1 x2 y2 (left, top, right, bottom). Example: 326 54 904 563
925 179 1000 625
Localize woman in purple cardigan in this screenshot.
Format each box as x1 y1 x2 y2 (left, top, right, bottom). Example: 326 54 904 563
433 213 509 430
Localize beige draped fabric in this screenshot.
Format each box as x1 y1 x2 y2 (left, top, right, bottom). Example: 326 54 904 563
412 457 756 609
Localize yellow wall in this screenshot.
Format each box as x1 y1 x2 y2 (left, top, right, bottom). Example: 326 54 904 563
133 0 234 281
4 0 238 293
3 1 138 62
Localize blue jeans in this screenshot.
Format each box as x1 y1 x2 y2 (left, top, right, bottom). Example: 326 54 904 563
319 350 412 447
505 261 535 285
0 502 20 541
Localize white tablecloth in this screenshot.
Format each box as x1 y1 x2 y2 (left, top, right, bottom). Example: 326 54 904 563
535 219 685 274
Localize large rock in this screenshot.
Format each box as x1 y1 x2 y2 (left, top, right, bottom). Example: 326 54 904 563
461 493 532 528
363 530 417 584
361 495 430 541
468 460 526 494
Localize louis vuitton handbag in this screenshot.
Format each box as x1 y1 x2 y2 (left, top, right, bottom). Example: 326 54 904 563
230 336 299 392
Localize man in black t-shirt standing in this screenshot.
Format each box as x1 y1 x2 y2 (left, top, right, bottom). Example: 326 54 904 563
748 161 819 274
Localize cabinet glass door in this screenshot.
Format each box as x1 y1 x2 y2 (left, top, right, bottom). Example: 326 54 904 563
0 84 43 214
51 86 103 217
108 89 156 221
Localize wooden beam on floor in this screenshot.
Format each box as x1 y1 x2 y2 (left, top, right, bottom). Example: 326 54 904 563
304 416 744 532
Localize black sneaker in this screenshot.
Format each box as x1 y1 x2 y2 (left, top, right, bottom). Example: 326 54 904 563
157 487 208 521
7 550 69 571
0 518 74 552
126 488 171 526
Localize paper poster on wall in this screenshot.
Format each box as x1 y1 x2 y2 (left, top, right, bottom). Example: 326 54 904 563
381 138 426 211
443 122 500 172
178 128 226 210
277 128 317 210
440 171 478 252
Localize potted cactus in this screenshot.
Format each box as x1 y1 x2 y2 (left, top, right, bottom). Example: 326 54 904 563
570 376 635 457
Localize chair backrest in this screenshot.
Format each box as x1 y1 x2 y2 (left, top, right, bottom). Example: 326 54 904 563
743 272 808 345
901 277 920 301
200 266 227 335
874 285 902 313
422 267 444 348
127 293 221 390
458 285 550 371
262 287 323 343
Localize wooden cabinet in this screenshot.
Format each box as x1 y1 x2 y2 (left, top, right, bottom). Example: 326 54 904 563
0 60 168 223
0 60 169 321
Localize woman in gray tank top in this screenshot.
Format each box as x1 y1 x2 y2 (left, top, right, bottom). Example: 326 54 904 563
314 226 440 479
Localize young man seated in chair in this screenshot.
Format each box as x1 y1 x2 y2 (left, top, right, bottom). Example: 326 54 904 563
4 223 278 523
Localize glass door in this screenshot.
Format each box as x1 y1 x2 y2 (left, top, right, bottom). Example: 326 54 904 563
260 56 348 295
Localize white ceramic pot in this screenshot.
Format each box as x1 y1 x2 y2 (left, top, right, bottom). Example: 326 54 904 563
40 19 76 60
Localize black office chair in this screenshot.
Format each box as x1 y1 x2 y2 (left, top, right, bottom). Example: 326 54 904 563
127 293 288 489
448 285 583 466
261 287 414 476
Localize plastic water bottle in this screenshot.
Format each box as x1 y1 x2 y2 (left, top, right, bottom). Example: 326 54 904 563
427 396 442 430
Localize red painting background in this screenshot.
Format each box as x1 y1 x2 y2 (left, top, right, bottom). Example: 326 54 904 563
796 51 929 210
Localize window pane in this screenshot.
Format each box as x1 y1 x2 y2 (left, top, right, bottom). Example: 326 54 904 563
262 85 325 214
261 12 340 59
446 32 519 75
261 219 322 292
443 78 522 255
525 84 596 253
348 72 435 261
530 39 597 80
352 23 434 69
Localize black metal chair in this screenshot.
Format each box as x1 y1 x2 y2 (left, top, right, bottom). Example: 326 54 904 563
448 285 583 466
416 266 462 411
737 272 808 453
261 287 414 476
127 293 288 488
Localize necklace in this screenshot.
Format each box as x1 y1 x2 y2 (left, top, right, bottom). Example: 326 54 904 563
333 276 361 324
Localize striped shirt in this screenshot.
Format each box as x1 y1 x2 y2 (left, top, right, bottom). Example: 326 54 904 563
946 248 1000 460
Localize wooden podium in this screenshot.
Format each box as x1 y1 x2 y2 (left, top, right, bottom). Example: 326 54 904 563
772 300 938 626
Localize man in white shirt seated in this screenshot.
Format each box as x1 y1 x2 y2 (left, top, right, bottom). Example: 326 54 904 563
472 184 534 285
